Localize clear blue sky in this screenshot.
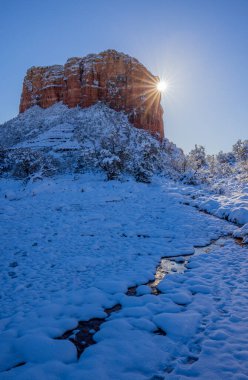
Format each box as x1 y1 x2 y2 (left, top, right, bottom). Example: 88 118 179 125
0 0 247 153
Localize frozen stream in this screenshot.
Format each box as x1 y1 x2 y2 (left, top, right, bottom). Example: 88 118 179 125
57 235 244 360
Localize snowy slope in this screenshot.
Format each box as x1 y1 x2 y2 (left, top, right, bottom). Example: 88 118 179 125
14 122 80 151
1 174 248 379
0 103 184 181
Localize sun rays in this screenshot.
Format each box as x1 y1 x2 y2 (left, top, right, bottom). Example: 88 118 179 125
131 74 169 117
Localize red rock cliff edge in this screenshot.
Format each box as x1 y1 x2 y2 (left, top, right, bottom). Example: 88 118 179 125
19 50 164 138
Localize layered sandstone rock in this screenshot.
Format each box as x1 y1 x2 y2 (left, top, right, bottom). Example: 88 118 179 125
20 50 164 137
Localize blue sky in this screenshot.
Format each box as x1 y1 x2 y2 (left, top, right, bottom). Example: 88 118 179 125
0 0 247 153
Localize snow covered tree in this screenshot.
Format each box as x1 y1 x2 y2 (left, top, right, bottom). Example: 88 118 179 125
9 149 42 178
233 139 248 162
216 151 235 165
187 145 207 171
99 149 121 180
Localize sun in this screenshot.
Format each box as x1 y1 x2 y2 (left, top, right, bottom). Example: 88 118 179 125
156 80 167 93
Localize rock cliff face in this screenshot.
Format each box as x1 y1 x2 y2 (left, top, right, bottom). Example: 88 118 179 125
19 50 164 137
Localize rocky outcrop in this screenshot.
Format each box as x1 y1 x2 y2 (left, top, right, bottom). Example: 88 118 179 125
20 50 164 137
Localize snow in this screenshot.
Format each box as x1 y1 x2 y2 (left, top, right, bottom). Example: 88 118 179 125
233 222 248 243
153 311 201 339
1 172 248 379
173 183 248 242
199 193 248 225
0 100 247 378
13 122 80 150
13 334 77 364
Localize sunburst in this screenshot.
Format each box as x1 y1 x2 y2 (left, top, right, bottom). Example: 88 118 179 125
156 80 167 92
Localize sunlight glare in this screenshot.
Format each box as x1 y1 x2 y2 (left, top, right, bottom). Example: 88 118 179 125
156 80 167 93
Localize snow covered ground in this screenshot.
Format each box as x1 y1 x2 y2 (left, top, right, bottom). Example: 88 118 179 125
1 174 248 379
183 185 248 225
173 182 248 243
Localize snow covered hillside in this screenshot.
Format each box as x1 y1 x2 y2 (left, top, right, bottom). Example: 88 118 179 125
0 103 184 182
0 173 248 379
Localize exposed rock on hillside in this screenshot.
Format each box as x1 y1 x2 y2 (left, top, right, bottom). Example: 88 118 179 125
19 50 164 137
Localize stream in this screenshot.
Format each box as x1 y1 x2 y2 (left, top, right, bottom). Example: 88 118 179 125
56 235 244 358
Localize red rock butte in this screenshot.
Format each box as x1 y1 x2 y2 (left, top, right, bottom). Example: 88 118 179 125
19 50 164 138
